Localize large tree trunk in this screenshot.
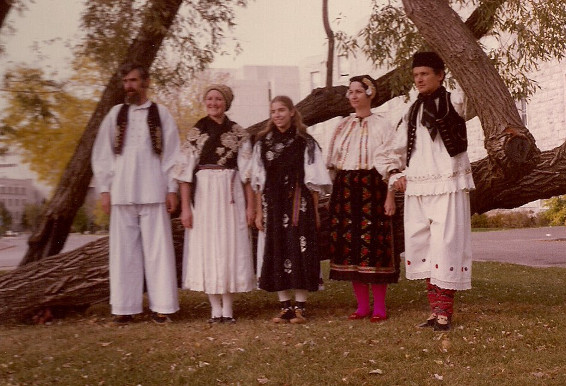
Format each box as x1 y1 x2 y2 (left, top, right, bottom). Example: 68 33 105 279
20 0 183 266
471 141 566 213
402 0 540 178
0 0 12 30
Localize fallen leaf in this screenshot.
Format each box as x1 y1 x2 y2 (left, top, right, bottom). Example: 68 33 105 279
369 369 384 375
434 373 444 380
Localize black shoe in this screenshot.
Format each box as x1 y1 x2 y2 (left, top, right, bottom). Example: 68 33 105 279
418 318 436 328
208 317 222 324
272 307 294 323
113 315 133 324
151 312 172 324
433 315 451 331
222 316 236 324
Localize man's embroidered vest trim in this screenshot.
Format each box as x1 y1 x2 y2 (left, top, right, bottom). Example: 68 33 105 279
114 103 163 155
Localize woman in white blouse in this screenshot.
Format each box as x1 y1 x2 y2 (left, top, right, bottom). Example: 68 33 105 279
173 84 255 324
252 95 332 324
326 75 402 323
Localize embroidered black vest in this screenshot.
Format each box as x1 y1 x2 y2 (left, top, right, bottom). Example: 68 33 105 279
114 102 162 155
406 88 467 166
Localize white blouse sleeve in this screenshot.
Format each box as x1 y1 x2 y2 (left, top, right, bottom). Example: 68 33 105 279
250 141 266 192
304 144 332 195
237 138 253 183
372 116 404 181
172 128 199 183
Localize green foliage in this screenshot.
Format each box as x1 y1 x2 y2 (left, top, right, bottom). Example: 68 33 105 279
541 195 566 226
0 201 12 234
91 200 109 231
336 0 566 100
21 202 44 232
471 212 490 228
77 0 248 88
71 206 91 234
0 66 96 187
471 209 549 229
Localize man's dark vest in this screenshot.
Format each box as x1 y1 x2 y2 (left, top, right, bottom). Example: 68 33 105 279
113 102 162 155
406 90 467 166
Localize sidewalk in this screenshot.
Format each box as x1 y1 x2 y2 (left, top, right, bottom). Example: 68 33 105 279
0 233 106 270
1 227 565 271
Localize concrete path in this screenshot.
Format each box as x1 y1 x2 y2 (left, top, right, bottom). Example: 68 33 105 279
1 227 565 271
471 226 566 268
0 233 106 270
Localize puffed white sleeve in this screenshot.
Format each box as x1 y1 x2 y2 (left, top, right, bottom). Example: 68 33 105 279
158 105 181 192
172 127 199 183
237 137 253 183
304 143 332 195
91 106 119 194
372 116 404 182
450 90 465 117
251 141 266 192
386 115 409 189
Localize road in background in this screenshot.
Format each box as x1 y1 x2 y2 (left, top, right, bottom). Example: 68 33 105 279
0 233 105 270
1 227 565 271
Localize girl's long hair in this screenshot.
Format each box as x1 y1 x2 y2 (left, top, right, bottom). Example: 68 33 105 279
256 95 309 140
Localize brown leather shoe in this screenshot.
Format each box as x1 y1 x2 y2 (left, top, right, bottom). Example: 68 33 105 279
290 307 307 324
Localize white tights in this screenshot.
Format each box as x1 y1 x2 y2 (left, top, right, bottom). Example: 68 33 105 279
277 289 308 303
208 293 234 318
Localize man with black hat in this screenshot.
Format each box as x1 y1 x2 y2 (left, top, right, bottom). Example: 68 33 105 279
92 62 180 324
389 52 475 330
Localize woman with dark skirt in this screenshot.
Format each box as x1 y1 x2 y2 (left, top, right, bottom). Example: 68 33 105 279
252 95 332 324
327 75 402 323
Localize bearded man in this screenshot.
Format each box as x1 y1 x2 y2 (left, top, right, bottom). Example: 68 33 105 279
92 63 180 324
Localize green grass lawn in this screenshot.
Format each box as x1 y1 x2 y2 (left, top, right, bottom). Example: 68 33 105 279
1 261 565 385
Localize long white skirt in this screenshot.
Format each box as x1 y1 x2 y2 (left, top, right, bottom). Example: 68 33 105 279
182 169 255 294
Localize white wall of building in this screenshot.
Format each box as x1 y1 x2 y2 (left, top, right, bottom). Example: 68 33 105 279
211 65 301 128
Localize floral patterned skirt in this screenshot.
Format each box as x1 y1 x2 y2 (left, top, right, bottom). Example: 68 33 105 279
328 169 399 284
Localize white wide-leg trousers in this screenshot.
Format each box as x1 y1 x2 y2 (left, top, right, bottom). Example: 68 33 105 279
109 203 179 315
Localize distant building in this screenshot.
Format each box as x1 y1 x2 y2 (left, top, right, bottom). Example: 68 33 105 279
0 177 44 230
210 65 301 127
0 152 46 230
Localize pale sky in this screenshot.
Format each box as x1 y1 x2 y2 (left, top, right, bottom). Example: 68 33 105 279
1 0 374 73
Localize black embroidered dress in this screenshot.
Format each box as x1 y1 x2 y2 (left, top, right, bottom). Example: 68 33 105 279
256 127 323 292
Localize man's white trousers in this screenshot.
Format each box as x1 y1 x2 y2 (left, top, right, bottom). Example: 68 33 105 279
109 203 179 315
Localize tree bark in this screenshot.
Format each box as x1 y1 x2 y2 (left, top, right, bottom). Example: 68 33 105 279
471 141 566 214
0 0 12 30
20 0 183 266
322 0 334 89
402 0 540 178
